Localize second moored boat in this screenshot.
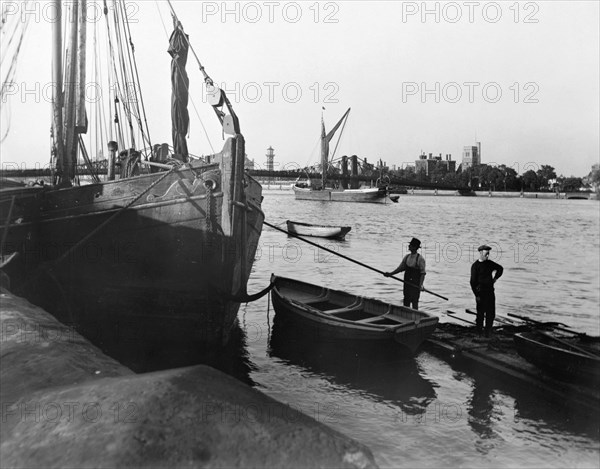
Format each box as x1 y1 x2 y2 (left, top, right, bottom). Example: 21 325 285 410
286 220 351 240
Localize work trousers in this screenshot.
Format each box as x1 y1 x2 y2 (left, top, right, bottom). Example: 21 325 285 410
475 291 496 334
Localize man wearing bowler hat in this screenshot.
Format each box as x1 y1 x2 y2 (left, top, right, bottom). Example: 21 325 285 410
471 245 504 337
384 237 426 310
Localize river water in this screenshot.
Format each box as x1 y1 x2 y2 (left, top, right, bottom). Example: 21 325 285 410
238 192 599 469
86 190 599 468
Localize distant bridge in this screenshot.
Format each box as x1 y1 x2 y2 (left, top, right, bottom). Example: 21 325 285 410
0 167 469 192
249 169 469 191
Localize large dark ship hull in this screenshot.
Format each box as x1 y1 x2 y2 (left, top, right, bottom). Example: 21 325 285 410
1 137 263 347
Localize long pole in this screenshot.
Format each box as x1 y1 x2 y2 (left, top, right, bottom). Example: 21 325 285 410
264 221 448 301
51 0 65 183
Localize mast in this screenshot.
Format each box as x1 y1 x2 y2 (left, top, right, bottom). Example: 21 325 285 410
320 113 327 188
76 0 88 134
320 107 351 188
51 0 65 183
61 0 79 186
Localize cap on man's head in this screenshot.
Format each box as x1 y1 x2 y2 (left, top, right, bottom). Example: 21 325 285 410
478 244 492 252
409 238 421 248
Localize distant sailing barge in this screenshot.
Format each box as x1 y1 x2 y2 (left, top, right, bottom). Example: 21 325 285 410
292 109 391 203
0 2 264 346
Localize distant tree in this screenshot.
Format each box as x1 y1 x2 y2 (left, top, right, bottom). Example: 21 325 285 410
487 167 505 191
497 164 520 191
560 177 583 191
391 166 416 181
416 167 427 182
506 168 520 190
440 172 459 187
457 167 474 187
522 169 539 191
590 168 600 189
536 165 557 190
430 161 449 183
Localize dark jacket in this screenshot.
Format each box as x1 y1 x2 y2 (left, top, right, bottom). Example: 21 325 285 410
470 259 503 295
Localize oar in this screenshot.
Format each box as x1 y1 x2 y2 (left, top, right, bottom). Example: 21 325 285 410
507 312 596 340
264 220 448 301
464 309 517 326
445 310 475 326
507 312 571 328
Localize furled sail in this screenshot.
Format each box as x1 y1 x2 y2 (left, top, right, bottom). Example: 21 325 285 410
168 22 190 162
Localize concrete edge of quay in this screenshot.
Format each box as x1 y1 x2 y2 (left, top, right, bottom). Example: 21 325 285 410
0 288 378 469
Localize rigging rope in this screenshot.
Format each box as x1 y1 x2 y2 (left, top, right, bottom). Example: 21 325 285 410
112 2 137 149
0 0 30 132
103 0 127 151
121 0 152 155
117 0 152 155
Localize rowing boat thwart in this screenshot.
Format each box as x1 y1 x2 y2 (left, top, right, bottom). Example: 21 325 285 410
270 274 439 355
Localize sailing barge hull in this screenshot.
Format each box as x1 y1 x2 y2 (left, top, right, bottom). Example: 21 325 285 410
1 138 263 346
293 186 389 203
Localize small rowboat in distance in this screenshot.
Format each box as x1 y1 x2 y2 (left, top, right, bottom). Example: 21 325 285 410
514 331 600 385
270 274 439 355
286 220 351 240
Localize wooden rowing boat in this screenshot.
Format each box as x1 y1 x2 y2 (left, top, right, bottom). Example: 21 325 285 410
425 324 600 413
270 274 439 354
513 331 600 385
286 220 351 240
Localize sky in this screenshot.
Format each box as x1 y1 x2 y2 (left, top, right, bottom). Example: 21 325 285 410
1 0 599 177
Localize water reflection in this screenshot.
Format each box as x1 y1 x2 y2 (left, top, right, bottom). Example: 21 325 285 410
459 360 599 445
268 315 437 414
467 375 497 443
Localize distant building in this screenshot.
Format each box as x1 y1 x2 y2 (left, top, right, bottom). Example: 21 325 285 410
265 146 275 172
462 142 481 169
415 152 456 176
583 163 600 187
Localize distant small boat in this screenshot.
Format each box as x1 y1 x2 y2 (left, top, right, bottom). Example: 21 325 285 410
514 331 600 385
286 220 351 240
271 274 439 355
388 195 400 203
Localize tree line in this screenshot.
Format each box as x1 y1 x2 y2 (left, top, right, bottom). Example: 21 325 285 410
388 162 599 192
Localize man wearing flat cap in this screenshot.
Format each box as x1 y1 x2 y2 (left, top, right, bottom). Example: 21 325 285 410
384 237 426 310
470 245 503 337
